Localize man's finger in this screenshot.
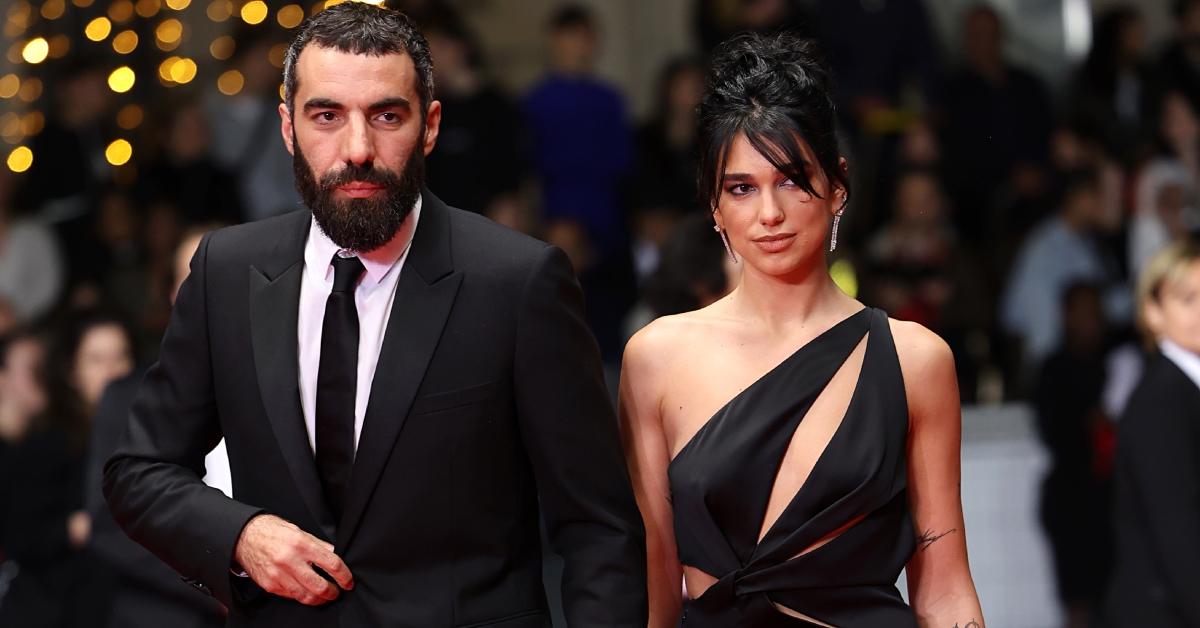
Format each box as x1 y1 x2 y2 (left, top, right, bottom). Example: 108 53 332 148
293 564 339 602
309 548 354 591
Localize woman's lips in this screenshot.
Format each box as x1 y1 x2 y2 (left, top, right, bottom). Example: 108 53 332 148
752 233 796 253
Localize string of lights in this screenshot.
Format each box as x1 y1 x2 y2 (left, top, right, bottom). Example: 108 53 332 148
0 0 386 176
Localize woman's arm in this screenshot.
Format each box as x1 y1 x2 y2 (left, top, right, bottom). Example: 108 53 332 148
619 325 683 628
893 320 984 627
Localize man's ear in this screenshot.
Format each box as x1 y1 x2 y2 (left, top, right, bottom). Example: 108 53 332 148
279 102 295 156
422 100 442 157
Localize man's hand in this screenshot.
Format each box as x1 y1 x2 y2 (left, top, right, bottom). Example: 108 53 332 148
233 514 354 606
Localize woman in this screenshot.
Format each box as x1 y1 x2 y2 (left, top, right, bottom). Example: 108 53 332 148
1104 241 1200 627
619 33 983 626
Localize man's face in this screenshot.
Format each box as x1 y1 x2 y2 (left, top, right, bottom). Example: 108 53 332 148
280 45 441 252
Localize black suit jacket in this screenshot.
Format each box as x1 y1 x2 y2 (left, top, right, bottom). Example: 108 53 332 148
103 192 647 627
1105 353 1200 627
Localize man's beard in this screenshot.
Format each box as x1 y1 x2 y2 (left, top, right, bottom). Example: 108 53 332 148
293 135 424 253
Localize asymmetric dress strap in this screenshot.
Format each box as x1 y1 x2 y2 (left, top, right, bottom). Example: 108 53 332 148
668 307 916 627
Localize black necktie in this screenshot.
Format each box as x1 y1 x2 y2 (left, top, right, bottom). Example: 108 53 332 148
316 254 364 521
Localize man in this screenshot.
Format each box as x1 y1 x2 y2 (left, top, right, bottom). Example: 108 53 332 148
103 5 647 627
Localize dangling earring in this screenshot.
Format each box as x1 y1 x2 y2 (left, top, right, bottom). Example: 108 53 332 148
830 197 847 253
714 224 738 263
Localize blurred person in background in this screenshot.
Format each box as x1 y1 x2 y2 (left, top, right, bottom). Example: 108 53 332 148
1033 282 1115 628
84 226 229 628
14 57 115 234
207 29 301 222
0 168 64 325
421 7 527 227
525 4 636 362
1002 169 1132 381
1154 0 1200 114
0 312 133 627
0 331 48 619
1130 157 1197 280
141 100 244 226
693 0 817 54
630 57 706 281
1071 5 1155 167
1105 240 1200 627
624 213 737 338
863 166 988 401
942 3 1054 245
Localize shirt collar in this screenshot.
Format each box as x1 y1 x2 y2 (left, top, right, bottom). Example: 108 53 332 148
305 195 422 287
1160 338 1200 391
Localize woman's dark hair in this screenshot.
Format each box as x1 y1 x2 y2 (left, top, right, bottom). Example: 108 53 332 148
46 310 136 449
697 32 848 213
283 2 434 115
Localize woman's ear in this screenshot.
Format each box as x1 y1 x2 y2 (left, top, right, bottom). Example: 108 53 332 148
712 207 725 231
1143 299 1165 340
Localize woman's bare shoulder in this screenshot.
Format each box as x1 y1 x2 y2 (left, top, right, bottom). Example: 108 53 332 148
886 316 959 419
625 307 732 372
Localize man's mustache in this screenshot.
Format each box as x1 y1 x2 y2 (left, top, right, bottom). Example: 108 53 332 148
320 162 402 188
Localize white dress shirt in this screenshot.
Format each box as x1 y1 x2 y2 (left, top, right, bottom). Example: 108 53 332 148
1161 338 1200 392
297 198 421 454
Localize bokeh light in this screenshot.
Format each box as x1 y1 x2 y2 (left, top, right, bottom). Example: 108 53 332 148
113 30 139 54
217 69 243 95
22 37 49 63
165 0 191 9
277 4 304 28
168 57 197 84
158 56 180 83
108 0 135 23
829 259 858 299
209 35 234 60
48 35 70 59
206 0 232 22
21 111 44 137
135 0 161 18
72 0 95 6
85 17 113 42
156 18 183 44
106 139 133 166
268 43 286 69
0 75 19 99
18 78 42 102
7 146 33 173
241 1 268 25
41 0 67 20
116 104 143 130
108 66 136 93
1 114 22 144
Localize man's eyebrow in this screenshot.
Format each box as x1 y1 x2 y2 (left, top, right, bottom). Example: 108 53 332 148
303 98 343 111
368 97 410 110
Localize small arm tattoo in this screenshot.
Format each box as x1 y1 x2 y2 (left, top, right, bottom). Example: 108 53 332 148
916 527 956 551
952 620 980 628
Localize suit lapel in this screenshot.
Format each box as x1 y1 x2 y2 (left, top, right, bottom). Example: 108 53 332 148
248 211 337 541
338 191 461 548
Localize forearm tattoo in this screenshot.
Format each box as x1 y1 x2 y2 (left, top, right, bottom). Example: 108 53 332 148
916 527 956 551
951 620 981 628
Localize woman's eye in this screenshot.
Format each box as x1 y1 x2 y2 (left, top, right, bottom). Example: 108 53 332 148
779 178 797 188
727 184 754 196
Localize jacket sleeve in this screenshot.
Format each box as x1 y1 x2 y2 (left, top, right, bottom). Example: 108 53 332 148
1120 390 1200 624
512 245 648 627
102 232 262 608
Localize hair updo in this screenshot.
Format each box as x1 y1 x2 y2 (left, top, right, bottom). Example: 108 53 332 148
697 32 848 213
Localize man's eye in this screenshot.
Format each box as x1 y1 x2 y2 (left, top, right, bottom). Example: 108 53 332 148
377 112 399 122
315 112 337 122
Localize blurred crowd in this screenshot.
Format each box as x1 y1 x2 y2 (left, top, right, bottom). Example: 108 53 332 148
1 0 1199 626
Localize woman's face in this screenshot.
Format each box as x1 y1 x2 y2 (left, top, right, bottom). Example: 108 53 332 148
0 338 46 417
73 323 134 410
1147 260 1200 354
712 133 842 278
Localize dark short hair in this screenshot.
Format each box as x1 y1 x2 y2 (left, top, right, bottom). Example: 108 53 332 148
697 32 848 213
548 4 595 32
282 2 434 115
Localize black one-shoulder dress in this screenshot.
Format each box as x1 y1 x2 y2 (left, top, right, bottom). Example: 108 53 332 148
668 307 917 627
